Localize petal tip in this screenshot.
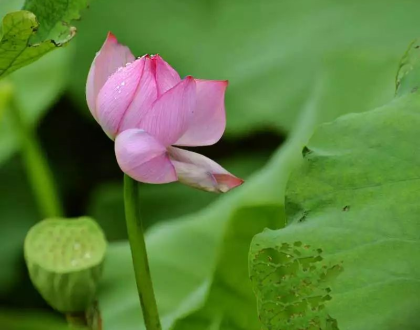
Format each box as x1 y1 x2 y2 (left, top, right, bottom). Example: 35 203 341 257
213 174 244 193
106 31 118 42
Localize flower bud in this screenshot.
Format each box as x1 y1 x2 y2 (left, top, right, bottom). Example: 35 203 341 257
87 33 244 193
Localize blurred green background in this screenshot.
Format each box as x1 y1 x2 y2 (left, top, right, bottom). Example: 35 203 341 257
1 0 419 329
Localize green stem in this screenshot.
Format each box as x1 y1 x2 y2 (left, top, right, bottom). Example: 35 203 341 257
124 174 162 330
10 97 63 218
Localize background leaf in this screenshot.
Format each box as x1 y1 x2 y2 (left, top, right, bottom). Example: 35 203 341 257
69 0 420 136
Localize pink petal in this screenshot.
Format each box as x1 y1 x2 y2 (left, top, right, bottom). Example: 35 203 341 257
175 79 227 146
139 77 196 146
115 129 177 184
119 57 158 132
168 147 243 193
152 55 181 96
96 58 146 138
86 32 135 120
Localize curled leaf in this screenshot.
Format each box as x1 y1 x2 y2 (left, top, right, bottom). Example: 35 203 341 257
0 0 89 78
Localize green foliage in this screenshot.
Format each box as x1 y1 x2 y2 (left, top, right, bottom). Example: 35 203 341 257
0 0 88 78
171 205 284 330
70 0 419 135
0 80 13 120
250 64 420 328
0 159 39 295
1 1 419 329
0 310 69 330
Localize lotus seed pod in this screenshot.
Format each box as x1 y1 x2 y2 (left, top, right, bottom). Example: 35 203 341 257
24 217 107 313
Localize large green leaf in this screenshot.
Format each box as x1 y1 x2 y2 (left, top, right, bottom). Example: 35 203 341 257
250 43 420 329
69 0 417 136
0 0 88 78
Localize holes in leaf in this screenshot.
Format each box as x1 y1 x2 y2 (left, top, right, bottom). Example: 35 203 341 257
250 242 342 330
302 146 312 157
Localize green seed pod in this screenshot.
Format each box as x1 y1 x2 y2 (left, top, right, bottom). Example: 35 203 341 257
24 217 107 313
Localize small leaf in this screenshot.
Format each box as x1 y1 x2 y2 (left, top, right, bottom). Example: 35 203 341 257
0 0 89 78
0 11 54 77
70 0 417 135
23 0 87 43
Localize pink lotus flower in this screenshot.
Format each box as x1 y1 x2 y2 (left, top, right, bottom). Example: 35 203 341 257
86 33 243 193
